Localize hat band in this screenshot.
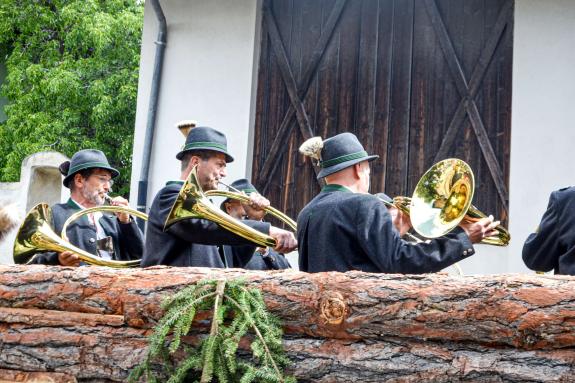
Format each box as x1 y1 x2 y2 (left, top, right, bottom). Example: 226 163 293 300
320 150 368 168
182 142 228 152
238 188 257 194
68 161 113 175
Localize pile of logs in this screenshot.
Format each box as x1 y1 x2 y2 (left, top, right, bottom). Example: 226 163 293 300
0 265 574 382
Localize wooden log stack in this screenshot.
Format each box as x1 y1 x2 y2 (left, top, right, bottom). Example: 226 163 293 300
0 265 574 382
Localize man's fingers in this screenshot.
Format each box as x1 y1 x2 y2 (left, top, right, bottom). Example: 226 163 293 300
59 251 81 267
478 215 494 225
482 220 500 235
111 196 129 206
273 235 297 253
485 229 499 237
479 218 500 239
274 236 287 252
249 194 270 210
269 226 297 252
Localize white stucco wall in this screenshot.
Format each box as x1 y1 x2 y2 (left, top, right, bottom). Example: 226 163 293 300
130 0 260 208
458 0 575 275
131 0 575 274
504 0 575 274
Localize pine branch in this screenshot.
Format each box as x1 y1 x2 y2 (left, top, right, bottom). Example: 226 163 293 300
224 294 283 381
130 278 293 383
200 280 226 383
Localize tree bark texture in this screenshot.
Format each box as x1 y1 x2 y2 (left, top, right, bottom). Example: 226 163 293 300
0 265 574 382
0 369 77 383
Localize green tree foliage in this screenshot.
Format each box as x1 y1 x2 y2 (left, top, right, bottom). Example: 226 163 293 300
129 279 295 383
0 0 143 195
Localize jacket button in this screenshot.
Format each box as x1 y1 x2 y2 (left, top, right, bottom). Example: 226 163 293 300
463 250 468 256
468 248 473 253
89 238 96 243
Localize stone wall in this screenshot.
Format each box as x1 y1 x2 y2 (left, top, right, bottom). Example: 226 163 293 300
0 151 69 264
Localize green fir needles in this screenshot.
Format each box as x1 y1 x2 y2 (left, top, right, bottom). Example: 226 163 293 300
129 279 295 383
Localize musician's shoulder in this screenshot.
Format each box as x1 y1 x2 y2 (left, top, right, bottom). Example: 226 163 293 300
349 193 382 209
52 202 72 213
552 186 575 202
556 186 575 194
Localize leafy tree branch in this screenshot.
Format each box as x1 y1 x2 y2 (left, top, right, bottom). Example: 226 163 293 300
0 0 143 196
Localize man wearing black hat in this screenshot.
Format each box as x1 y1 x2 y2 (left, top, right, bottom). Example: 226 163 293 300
220 179 291 270
141 126 297 268
522 187 575 275
297 132 499 274
32 149 144 266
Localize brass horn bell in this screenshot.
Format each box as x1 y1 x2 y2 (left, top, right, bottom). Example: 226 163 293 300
381 158 510 246
13 203 141 268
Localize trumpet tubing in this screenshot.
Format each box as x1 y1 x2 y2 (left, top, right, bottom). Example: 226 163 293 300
204 189 297 231
60 203 148 242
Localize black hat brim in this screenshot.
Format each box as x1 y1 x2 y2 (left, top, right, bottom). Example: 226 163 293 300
63 165 120 188
176 147 234 163
316 154 379 179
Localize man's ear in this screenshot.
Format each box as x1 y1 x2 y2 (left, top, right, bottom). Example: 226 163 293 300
353 163 363 180
73 173 85 189
183 156 201 175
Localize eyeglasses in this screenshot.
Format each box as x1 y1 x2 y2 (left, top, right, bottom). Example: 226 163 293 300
92 175 114 187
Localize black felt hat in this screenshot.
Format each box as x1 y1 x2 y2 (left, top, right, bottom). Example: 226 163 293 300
176 126 234 163
220 178 258 211
60 149 119 188
228 178 258 194
316 132 378 179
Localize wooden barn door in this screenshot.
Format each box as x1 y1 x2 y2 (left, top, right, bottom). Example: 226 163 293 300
252 0 514 226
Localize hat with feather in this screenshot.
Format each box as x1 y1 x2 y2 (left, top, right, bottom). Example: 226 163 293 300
175 125 234 163
299 132 378 179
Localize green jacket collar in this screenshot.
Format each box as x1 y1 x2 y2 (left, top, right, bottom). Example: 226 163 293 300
66 198 83 210
321 184 353 193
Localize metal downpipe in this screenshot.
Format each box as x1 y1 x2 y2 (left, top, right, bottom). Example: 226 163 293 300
136 0 167 231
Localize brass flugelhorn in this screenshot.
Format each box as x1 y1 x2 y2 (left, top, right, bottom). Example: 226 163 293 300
381 158 510 246
13 203 141 267
164 166 296 247
60 194 148 243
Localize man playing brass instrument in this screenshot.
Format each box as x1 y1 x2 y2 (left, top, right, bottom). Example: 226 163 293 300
32 149 144 266
297 132 499 274
141 126 297 268
220 178 291 270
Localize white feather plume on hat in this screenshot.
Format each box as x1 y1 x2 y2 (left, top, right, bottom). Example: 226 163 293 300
299 136 324 164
